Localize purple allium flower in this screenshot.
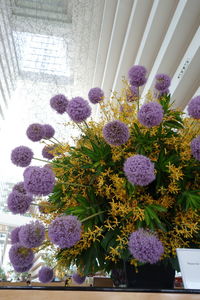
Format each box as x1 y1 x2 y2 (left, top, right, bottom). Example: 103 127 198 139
124 154 155 186
128 65 147 87
12 182 27 194
50 94 68 114
138 102 164 128
66 97 91 123
13 263 33 273
128 229 164 264
126 86 139 102
72 273 86 284
48 215 81 249
191 135 200 161
157 88 169 98
155 74 171 91
43 124 55 139
23 166 55 196
11 146 33 167
187 96 200 119
88 87 104 104
42 145 55 160
7 191 32 214
103 120 130 146
9 243 34 267
26 123 45 142
38 266 54 283
18 221 45 248
10 227 21 244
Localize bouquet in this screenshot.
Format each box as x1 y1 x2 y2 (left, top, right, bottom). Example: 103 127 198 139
8 65 200 282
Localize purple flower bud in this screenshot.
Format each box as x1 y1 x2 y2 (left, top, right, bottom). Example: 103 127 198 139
50 94 68 114
9 243 34 267
191 135 200 161
187 96 200 119
67 97 91 123
23 166 55 196
128 229 164 264
43 124 55 139
38 266 54 283
19 221 45 248
155 74 171 91
11 146 33 167
124 154 155 186
128 65 147 87
88 87 104 104
72 273 86 284
7 191 32 214
103 120 130 146
138 102 164 128
48 215 81 249
26 123 45 142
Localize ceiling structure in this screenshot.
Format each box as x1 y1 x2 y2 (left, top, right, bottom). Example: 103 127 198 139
0 0 199 278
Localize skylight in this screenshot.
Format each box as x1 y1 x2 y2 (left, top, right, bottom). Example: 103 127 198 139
14 31 71 77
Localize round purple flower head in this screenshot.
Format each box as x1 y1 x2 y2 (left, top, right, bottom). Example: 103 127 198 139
23 166 55 196
187 96 200 119
128 65 147 87
42 145 55 160
88 87 104 104
138 102 164 128
126 86 139 102
103 120 130 146
26 123 45 142
19 221 45 248
191 135 200 161
9 243 34 267
124 154 155 186
50 94 68 114
38 266 54 283
13 263 33 273
48 215 81 249
10 227 21 244
67 97 91 123
11 146 33 167
43 124 55 139
72 273 86 284
155 74 171 91
12 182 27 194
7 191 32 214
128 229 164 264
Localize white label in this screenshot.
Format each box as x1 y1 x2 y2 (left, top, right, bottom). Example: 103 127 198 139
176 248 200 289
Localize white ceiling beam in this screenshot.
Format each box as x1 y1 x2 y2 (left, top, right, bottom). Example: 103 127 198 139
111 0 153 94
141 0 200 100
171 28 200 110
92 0 118 87
134 0 178 69
101 0 134 97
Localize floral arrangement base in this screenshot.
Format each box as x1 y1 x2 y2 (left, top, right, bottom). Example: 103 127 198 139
125 262 175 289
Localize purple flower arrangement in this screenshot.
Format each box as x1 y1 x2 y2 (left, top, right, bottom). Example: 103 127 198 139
8 64 200 280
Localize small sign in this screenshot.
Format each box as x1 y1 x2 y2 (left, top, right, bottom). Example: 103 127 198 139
176 248 200 289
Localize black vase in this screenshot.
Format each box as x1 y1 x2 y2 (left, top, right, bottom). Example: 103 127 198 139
125 261 175 289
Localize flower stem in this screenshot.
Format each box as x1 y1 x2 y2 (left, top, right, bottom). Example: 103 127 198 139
51 137 63 146
33 157 67 168
81 210 105 222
